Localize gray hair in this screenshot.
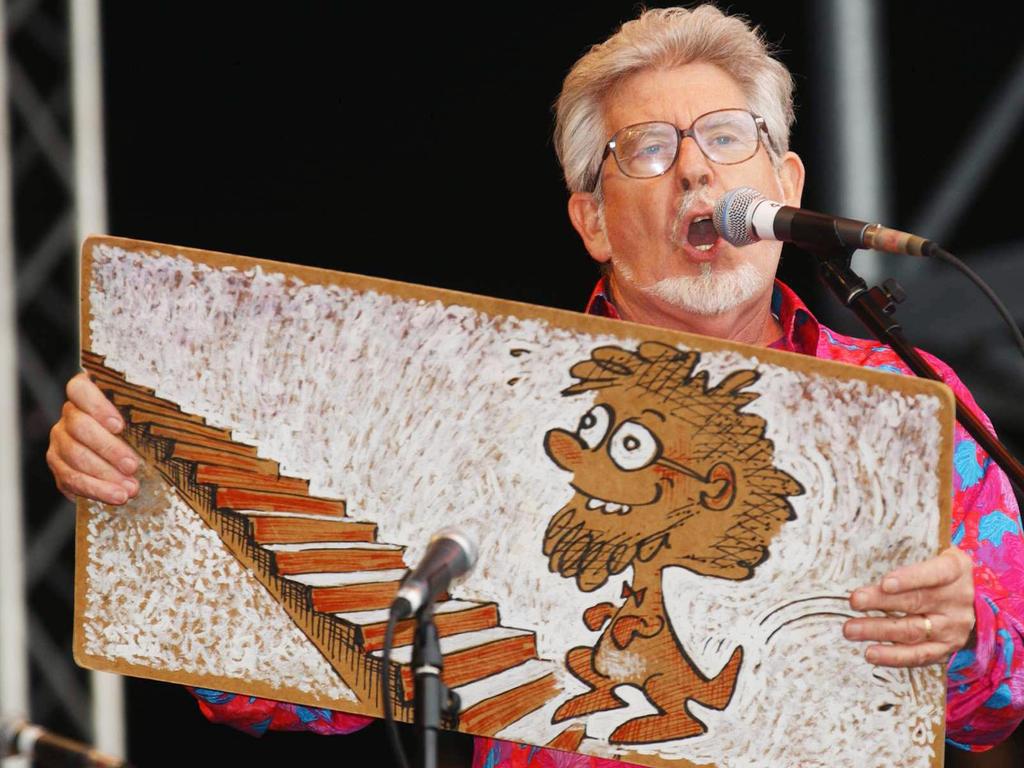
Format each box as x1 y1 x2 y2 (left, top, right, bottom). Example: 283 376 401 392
554 5 795 195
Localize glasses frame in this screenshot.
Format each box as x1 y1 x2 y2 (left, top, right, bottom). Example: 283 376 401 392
593 109 773 192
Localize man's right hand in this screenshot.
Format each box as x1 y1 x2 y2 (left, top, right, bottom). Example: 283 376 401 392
46 372 140 505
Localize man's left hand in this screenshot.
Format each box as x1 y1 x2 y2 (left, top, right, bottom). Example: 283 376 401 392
843 546 975 668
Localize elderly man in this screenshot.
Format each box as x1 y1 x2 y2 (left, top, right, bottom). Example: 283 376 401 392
48 4 1023 766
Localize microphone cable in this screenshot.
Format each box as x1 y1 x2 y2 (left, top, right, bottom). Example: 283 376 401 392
919 243 1024 358
382 606 411 768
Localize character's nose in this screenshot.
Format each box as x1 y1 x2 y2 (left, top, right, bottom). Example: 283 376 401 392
544 428 585 472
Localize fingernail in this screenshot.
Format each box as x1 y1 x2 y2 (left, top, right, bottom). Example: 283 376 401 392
883 577 900 593
850 590 866 609
120 458 138 474
865 648 878 664
112 490 127 504
123 478 139 496
845 624 861 640
106 417 124 433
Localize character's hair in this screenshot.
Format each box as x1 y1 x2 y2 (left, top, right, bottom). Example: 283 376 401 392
562 342 803 578
554 4 795 195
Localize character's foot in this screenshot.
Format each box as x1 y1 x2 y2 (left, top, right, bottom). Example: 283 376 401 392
552 687 627 723
553 646 626 723
563 646 598 681
609 711 706 744
698 645 743 711
546 725 585 752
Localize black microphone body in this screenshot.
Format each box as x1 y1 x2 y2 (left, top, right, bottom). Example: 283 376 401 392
391 527 478 618
767 204 872 252
713 187 934 257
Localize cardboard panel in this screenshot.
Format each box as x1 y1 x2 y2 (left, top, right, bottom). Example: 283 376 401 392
75 236 952 767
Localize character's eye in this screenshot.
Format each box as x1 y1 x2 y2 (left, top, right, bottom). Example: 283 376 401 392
608 422 660 470
576 404 612 449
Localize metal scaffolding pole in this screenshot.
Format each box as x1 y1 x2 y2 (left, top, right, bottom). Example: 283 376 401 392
70 0 123 758
819 0 891 285
0 5 30 760
3 0 115 758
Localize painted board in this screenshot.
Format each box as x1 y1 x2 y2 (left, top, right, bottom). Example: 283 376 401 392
74 235 953 767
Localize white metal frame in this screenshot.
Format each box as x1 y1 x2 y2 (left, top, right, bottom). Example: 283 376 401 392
0 0 30 745
1 0 123 759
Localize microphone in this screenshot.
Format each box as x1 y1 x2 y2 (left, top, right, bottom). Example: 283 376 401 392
391 527 478 618
2 716 132 767
713 186 936 257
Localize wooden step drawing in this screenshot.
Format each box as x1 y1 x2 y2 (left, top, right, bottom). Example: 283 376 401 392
81 350 560 736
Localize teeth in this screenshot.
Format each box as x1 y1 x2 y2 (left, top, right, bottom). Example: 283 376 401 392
693 215 711 223
695 243 713 252
584 497 631 514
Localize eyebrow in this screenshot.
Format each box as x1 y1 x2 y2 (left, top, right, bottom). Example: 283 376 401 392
642 408 666 422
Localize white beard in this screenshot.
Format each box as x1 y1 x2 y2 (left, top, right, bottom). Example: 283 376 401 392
617 260 771 317
601 187 774 317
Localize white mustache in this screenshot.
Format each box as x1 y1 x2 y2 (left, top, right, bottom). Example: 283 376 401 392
669 188 718 246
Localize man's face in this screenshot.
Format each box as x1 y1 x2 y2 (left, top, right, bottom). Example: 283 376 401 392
571 63 804 322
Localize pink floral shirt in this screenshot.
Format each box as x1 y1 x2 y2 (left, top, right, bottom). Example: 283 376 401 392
190 279 1024 763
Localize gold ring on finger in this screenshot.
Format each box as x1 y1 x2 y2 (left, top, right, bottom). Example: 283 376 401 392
921 615 933 642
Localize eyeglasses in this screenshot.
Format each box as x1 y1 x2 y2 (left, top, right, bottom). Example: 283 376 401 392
594 109 771 190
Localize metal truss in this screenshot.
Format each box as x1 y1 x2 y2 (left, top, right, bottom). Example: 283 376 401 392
0 1 29 762
1 0 122 759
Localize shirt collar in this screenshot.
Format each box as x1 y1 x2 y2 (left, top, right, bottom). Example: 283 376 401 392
584 275 821 356
768 279 820 355
584 275 621 319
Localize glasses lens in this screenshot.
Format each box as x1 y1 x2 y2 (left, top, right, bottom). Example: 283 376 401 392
612 122 678 178
693 110 759 164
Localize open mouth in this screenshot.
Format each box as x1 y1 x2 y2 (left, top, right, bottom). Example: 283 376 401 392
687 214 717 251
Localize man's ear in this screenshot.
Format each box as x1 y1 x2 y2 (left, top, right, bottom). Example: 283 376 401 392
776 151 806 208
567 192 612 264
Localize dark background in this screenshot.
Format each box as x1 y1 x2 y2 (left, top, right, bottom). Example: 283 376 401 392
101 0 1024 450
41 1 1024 764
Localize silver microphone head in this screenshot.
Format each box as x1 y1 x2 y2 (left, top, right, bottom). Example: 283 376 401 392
713 186 764 246
393 526 479 616
431 526 478 577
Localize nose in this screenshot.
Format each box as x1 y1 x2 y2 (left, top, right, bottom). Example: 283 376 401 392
545 429 584 472
674 134 714 192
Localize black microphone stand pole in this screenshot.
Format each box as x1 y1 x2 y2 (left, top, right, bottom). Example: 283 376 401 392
412 603 459 768
806 242 1024 494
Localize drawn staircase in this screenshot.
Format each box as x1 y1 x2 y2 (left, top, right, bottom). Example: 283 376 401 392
82 351 560 736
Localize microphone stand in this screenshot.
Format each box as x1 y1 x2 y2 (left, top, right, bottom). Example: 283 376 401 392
412 603 460 768
806 242 1024 494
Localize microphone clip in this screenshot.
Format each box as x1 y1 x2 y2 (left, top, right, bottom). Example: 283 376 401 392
804 241 866 307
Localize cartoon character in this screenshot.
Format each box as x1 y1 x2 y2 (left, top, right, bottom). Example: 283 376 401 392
543 342 804 744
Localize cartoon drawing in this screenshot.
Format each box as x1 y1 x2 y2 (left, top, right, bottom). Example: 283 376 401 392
543 342 805 743
76 239 951 768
